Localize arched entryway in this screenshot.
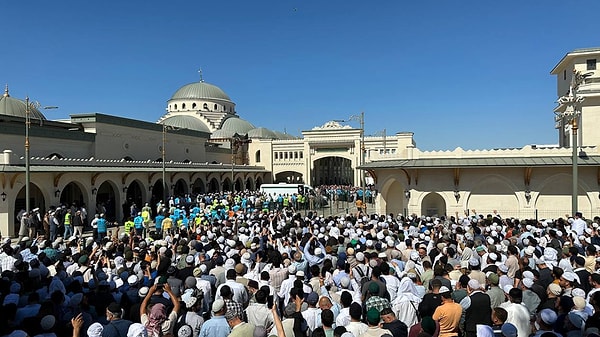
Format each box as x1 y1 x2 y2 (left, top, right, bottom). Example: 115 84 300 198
191 178 206 195
313 157 353 185
124 180 143 222
13 183 45 234
256 177 263 189
245 178 254 191
150 180 165 218
60 182 85 208
421 192 447 217
95 181 118 222
467 175 520 217
381 179 406 217
208 178 220 193
234 178 242 192
222 178 232 192
173 178 188 197
536 174 591 219
275 171 304 184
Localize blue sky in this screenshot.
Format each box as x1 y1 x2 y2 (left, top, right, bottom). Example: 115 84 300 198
2 1 599 150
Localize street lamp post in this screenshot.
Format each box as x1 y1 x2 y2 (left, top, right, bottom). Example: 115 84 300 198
558 69 593 215
161 125 175 205
24 99 57 215
25 97 31 215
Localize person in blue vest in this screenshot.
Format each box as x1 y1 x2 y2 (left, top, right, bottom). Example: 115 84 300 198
134 212 144 237
97 213 108 241
154 212 165 238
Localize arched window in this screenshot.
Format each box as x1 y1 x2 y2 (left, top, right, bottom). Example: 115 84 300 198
214 104 218 111
274 152 278 160
192 103 197 109
294 152 298 159
174 104 178 109
284 152 288 159
255 150 261 163
203 103 208 110
299 151 303 159
182 103 186 109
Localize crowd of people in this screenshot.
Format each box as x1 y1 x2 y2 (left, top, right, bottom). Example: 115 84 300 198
2 189 600 337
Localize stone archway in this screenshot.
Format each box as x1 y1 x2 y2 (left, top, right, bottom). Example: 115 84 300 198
60 182 85 208
245 178 254 191
536 173 592 219
313 157 353 185
234 178 242 192
95 181 118 222
222 178 232 192
191 178 205 195
381 179 406 216
208 178 220 193
173 178 188 198
421 192 447 217
467 175 520 217
256 177 263 189
124 180 144 222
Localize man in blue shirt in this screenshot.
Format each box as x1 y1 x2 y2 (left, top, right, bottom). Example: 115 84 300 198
198 299 230 337
154 213 165 238
133 213 144 237
97 214 108 241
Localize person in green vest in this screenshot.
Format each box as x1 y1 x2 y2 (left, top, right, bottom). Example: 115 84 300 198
124 217 135 235
141 206 151 238
63 209 73 238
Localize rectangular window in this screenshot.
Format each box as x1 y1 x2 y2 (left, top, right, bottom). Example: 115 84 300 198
564 69 567 80
587 59 596 70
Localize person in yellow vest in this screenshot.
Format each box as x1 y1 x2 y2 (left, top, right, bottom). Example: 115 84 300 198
141 208 151 238
124 217 135 235
162 214 173 239
63 209 73 238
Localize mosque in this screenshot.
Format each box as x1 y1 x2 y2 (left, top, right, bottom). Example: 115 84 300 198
1 48 600 236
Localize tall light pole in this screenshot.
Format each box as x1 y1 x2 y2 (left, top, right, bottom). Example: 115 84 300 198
558 69 593 215
25 97 31 215
231 134 237 192
162 125 175 204
24 99 57 214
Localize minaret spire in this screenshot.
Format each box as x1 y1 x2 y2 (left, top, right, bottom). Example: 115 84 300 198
198 68 204 82
3 84 9 97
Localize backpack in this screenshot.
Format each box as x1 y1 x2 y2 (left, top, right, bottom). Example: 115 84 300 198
354 265 371 288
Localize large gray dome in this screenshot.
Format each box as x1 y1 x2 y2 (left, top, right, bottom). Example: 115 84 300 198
248 127 277 139
160 115 211 133
0 86 46 120
212 117 255 139
170 81 233 103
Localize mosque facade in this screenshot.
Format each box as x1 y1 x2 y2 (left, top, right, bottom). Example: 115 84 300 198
1 48 600 236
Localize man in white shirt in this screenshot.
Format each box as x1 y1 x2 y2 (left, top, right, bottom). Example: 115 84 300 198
277 264 297 305
572 212 587 236
215 269 248 306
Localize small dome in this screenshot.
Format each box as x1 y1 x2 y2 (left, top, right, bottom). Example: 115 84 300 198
212 117 255 138
248 127 277 139
160 115 211 133
0 86 46 120
170 81 233 103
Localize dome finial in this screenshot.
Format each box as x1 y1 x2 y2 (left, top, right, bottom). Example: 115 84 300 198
198 68 204 83
3 84 9 97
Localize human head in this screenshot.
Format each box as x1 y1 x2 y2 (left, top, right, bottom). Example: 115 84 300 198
366 308 380 326
380 307 396 323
